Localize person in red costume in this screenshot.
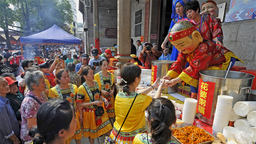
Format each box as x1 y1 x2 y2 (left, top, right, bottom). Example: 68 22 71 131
163 20 243 99
201 0 219 18
39 61 56 88
184 0 223 46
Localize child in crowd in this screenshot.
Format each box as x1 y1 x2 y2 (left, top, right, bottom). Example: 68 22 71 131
109 63 165 144
76 66 112 144
48 69 82 144
133 98 177 144
29 99 77 144
94 59 115 125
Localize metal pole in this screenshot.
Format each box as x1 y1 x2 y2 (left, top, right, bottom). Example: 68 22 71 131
83 0 90 54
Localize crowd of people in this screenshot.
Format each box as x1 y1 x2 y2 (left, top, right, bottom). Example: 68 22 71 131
0 46 176 144
0 0 241 143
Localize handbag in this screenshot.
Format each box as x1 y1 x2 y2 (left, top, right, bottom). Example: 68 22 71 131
104 93 138 144
82 82 104 117
94 105 104 116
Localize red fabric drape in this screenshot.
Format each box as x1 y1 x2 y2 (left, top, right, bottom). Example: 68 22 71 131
95 38 101 54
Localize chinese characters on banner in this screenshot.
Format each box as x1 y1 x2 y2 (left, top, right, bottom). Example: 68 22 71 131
151 65 157 85
140 36 144 42
144 0 150 42
197 79 215 119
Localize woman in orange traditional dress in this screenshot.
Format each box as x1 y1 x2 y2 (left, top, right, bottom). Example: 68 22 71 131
94 59 115 125
76 66 112 144
48 69 82 144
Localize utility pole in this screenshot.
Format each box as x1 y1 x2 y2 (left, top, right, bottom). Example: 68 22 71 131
93 0 100 53
83 0 90 54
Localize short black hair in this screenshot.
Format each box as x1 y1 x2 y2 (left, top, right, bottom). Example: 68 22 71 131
21 59 33 69
73 54 78 59
184 0 200 14
1 73 14 78
99 59 108 66
29 99 74 144
136 40 141 43
67 63 75 72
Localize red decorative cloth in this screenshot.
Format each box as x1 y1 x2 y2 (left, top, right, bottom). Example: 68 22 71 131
45 73 56 87
169 41 232 87
197 14 223 43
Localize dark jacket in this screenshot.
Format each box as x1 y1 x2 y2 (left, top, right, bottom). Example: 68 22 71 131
6 91 24 120
131 44 136 55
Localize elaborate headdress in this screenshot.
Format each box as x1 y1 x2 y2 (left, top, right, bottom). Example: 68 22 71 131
168 20 197 42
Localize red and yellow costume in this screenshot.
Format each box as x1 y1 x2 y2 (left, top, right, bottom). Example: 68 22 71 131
76 82 112 139
94 72 115 118
167 41 242 88
34 56 45 65
166 20 243 93
45 73 56 87
48 84 82 143
196 13 223 43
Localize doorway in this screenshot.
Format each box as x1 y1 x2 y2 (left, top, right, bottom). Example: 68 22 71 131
158 0 173 50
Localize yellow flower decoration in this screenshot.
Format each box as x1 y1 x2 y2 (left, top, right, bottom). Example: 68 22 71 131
105 83 110 90
70 93 75 97
94 93 100 100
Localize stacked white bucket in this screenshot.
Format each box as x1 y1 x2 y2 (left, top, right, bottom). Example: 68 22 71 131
182 98 197 126
212 95 233 135
233 101 256 142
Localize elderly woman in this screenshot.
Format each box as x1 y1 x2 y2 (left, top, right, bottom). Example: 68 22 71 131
0 76 20 144
20 70 48 142
4 77 24 122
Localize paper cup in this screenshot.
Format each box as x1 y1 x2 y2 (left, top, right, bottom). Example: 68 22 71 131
248 127 256 142
247 111 256 127
182 98 197 125
217 95 234 104
234 101 256 117
234 118 251 131
229 109 242 121
223 126 240 139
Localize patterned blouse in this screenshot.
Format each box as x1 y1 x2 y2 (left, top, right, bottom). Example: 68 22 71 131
69 72 81 87
20 91 47 142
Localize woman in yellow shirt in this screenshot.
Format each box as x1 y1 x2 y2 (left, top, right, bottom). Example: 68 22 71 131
109 63 164 144
48 69 82 144
133 98 177 144
94 59 115 124
76 66 112 144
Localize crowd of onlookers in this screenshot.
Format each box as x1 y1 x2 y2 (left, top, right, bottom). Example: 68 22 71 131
0 44 178 144
131 39 173 69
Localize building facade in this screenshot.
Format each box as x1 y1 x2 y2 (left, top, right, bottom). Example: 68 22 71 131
79 0 256 70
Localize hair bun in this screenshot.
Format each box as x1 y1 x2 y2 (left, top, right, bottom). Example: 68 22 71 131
33 134 45 144
29 127 45 144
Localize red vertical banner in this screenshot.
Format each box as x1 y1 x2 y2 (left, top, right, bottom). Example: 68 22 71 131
140 36 144 42
144 0 150 42
95 38 101 54
197 79 216 119
151 65 157 85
